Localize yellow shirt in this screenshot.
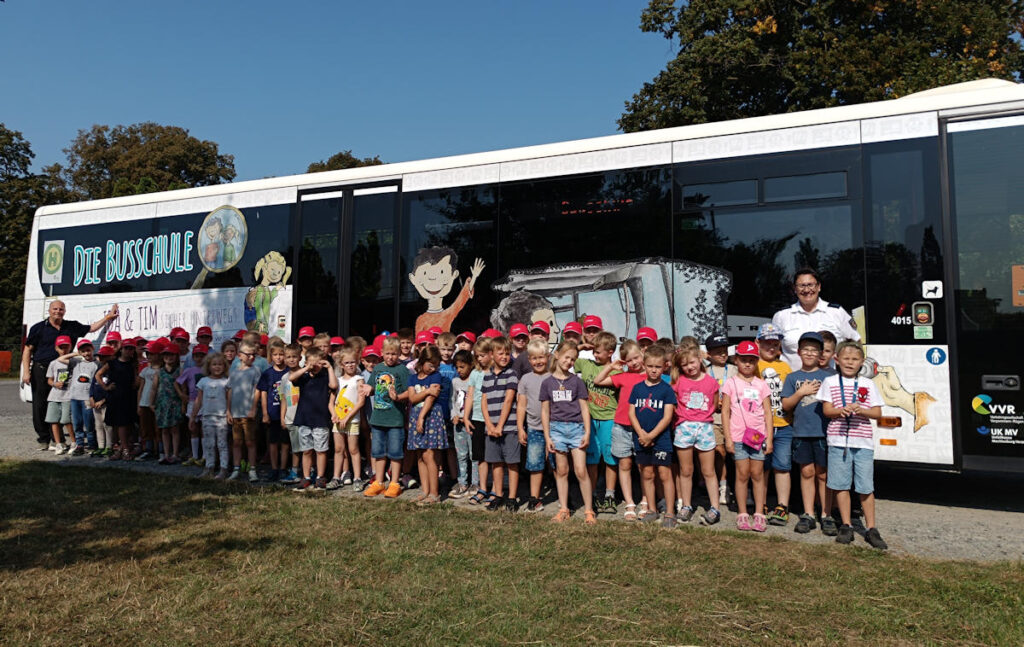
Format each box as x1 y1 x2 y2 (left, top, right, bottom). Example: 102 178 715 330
758 359 792 428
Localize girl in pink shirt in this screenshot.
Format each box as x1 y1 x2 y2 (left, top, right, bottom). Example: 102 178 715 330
720 341 774 532
671 346 721 524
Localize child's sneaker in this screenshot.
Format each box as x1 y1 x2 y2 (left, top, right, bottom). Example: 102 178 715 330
603 497 617 515
662 514 677 529
71 445 86 456
248 469 259 483
821 515 839 536
718 482 728 507
363 481 386 497
678 505 695 523
292 478 312 492
505 497 520 512
215 468 230 480
864 527 888 550
699 507 721 526
485 496 505 511
735 513 751 531
282 469 300 484
524 497 544 513
352 478 366 492
794 513 817 534
340 470 353 486
56 443 70 455
200 468 213 478
314 477 327 491
325 477 342 491
752 513 767 532
228 468 242 480
767 504 789 526
448 483 469 499
384 482 403 498
836 524 855 544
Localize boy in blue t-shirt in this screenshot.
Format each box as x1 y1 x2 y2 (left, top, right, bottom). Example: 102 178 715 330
781 332 836 535
288 348 338 491
258 342 291 482
627 345 677 528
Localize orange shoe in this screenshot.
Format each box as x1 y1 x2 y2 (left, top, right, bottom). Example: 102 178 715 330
552 508 571 523
584 510 597 526
363 481 386 497
384 481 403 498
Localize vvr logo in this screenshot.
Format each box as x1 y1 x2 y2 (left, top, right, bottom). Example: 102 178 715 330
972 394 1016 415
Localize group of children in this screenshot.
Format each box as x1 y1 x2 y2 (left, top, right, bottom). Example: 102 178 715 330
40 316 889 549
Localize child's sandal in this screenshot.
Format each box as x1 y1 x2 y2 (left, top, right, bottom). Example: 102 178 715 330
623 503 637 521
468 489 487 505
552 508 571 523
736 513 751 531
752 513 767 532
584 510 597 526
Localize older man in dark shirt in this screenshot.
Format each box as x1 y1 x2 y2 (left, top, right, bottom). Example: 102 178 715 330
21 300 119 448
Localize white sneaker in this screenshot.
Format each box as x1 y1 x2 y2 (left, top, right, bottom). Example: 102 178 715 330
228 469 241 480
675 498 684 515
248 469 259 483
49 442 59 452
719 483 728 507
56 443 69 455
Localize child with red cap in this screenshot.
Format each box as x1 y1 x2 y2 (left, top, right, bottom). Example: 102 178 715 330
44 335 75 454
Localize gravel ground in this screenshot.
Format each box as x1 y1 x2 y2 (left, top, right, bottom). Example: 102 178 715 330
2 380 1022 562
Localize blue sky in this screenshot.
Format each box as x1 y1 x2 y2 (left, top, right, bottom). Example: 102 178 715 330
1 1 672 181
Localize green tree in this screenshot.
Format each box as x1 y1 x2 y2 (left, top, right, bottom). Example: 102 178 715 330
619 0 1024 131
307 150 383 173
0 124 49 348
48 122 236 200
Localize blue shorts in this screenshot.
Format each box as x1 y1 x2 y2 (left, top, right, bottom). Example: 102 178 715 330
771 426 793 471
672 421 716 452
827 446 874 494
610 423 634 458
549 421 586 452
733 439 766 461
525 428 546 472
585 419 616 465
371 425 405 461
793 437 827 467
633 430 672 466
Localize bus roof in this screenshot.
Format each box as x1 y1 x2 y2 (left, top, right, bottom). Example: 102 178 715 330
37 78 1024 216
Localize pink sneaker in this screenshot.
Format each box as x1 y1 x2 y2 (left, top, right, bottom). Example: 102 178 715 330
752 513 767 532
736 513 751 531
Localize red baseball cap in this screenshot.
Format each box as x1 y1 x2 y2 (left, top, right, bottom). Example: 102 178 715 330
562 321 583 336
233 329 247 340
362 346 381 359
428 326 443 338
530 321 551 336
105 331 122 342
76 338 93 349
456 331 477 344
192 343 210 355
636 327 658 342
735 340 759 357
97 346 116 357
583 315 603 330
509 323 529 338
373 334 387 349
133 336 147 346
479 328 502 339
146 340 165 354
259 334 269 346
414 331 434 345
122 337 137 348
297 326 315 339
196 326 213 338
329 336 345 346
169 326 184 337
55 335 72 348
172 329 190 342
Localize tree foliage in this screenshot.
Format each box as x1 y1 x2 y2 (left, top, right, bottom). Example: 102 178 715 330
619 0 1024 131
0 124 50 346
307 150 384 173
48 122 236 200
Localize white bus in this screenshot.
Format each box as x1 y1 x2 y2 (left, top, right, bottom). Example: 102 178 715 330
24 78 1024 471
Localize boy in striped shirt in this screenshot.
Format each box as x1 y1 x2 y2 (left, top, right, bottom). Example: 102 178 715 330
815 341 887 550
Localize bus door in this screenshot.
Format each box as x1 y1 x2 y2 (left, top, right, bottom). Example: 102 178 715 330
945 115 1024 467
295 183 399 337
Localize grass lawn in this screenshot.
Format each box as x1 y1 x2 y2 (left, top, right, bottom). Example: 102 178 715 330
1 460 1021 646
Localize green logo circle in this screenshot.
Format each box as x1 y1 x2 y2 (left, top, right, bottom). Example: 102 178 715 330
43 244 63 274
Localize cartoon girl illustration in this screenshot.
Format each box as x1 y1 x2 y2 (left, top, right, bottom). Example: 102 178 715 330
249 251 292 336
222 225 239 266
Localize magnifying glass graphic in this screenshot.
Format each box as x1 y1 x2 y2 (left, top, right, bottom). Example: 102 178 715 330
190 205 248 289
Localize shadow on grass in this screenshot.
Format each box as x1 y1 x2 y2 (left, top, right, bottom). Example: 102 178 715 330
0 459 294 572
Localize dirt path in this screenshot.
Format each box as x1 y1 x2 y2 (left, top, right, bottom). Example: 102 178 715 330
2 381 1021 562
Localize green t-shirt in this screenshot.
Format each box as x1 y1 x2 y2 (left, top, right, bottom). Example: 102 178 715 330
368 362 409 428
574 358 619 421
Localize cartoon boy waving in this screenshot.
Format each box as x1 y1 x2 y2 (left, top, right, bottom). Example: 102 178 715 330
409 246 484 333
